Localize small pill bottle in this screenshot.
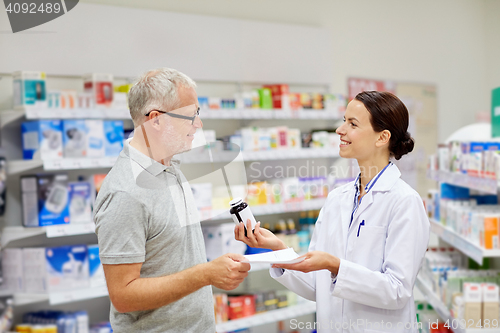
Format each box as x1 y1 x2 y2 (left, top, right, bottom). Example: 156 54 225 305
229 197 257 236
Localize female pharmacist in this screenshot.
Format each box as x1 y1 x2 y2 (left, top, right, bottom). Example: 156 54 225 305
235 91 430 333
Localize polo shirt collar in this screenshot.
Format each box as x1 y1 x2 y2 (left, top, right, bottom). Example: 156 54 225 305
123 138 176 176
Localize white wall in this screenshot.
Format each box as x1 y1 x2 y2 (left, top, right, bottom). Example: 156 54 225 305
485 0 500 92
78 0 496 142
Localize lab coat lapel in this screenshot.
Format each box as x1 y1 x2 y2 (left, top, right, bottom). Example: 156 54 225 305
340 186 355 248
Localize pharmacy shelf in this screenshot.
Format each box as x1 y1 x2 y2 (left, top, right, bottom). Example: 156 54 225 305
427 169 498 194
206 198 326 221
215 300 316 332
429 219 500 265
0 108 131 127
177 148 339 164
415 275 499 333
7 157 118 175
8 149 338 174
12 285 108 306
1 223 96 248
201 108 341 120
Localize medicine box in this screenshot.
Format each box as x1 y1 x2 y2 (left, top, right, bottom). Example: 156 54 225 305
21 174 70 227
1 248 24 292
83 73 113 106
190 183 212 221
103 120 124 157
463 282 482 328
62 120 87 158
482 283 499 323
483 215 499 249
22 120 63 160
88 245 105 287
23 245 89 293
85 120 105 158
69 182 92 224
13 71 46 109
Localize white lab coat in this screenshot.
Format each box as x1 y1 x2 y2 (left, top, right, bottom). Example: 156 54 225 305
271 164 430 332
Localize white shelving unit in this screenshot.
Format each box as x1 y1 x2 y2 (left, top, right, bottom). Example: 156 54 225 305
0 108 131 127
429 218 500 265
12 285 108 306
415 276 500 333
176 148 339 164
427 169 498 194
1 223 96 248
215 300 316 332
7 150 338 174
201 108 341 120
2 199 325 248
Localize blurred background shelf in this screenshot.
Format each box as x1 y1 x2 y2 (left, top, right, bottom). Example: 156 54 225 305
427 169 498 194
429 218 500 265
215 300 316 332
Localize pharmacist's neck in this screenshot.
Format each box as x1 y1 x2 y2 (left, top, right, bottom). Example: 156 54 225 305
129 136 172 166
357 158 390 190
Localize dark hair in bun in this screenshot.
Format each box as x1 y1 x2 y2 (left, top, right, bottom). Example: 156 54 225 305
354 91 414 160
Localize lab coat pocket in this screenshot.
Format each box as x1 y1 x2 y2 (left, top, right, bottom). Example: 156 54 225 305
352 226 386 271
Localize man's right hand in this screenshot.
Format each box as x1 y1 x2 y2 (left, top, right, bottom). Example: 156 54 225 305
205 253 250 290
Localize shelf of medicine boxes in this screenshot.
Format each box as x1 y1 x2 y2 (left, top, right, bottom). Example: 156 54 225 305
429 218 500 265
215 300 316 333
427 169 498 195
6 149 340 175
201 108 341 120
1 197 326 248
415 275 500 332
0 107 131 127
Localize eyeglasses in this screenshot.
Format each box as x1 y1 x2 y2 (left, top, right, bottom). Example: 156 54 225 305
144 106 200 125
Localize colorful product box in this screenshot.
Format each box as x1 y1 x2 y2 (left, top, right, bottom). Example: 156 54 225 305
23 245 89 293
103 120 124 157
13 71 47 109
22 120 63 160
85 120 105 158
21 174 70 227
263 84 289 109
62 120 87 158
69 182 92 224
83 73 113 107
228 295 255 320
88 245 105 287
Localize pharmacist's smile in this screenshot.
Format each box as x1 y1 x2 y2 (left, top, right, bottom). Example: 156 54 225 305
340 139 351 147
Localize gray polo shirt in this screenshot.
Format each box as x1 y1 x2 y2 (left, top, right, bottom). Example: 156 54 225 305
94 139 215 333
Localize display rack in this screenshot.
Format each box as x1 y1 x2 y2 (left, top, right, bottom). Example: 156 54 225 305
429 218 500 265
7 150 339 174
427 169 498 194
0 108 131 127
201 108 341 120
3 198 325 247
12 285 108 306
177 148 339 164
215 300 316 332
1 223 96 248
415 275 499 333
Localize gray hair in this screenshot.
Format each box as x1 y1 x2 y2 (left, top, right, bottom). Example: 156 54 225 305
128 68 197 126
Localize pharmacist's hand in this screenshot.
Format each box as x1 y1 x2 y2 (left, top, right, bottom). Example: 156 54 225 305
234 220 287 251
206 253 250 290
272 251 340 275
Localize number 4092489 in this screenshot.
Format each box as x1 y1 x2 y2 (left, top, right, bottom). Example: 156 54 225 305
5 2 61 14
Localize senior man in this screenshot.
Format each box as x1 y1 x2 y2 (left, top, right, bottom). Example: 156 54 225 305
94 68 250 332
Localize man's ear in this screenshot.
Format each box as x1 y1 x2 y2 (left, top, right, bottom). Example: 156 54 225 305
376 130 391 148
